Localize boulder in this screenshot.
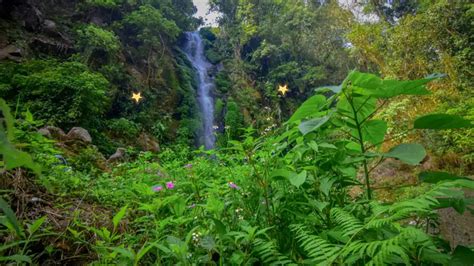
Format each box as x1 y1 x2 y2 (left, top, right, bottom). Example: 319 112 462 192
0 45 23 62
37 128 51 138
38 126 66 140
43 19 57 32
67 127 92 143
107 148 126 164
137 133 160 152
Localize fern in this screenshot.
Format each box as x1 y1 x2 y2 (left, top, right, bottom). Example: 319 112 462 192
253 238 295 265
330 208 363 238
290 224 341 264
291 179 473 265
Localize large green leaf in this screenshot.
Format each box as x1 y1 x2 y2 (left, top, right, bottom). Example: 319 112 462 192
314 85 342 94
0 98 41 174
384 143 426 165
288 95 326 123
358 120 387 146
0 144 42 174
419 171 470 184
298 116 330 135
288 171 307 188
450 245 474 266
337 96 376 124
0 197 24 238
414 114 473 129
347 71 437 98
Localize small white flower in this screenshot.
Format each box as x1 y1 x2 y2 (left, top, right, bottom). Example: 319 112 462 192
212 125 219 130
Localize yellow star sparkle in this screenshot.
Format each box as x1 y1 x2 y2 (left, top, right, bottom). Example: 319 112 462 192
278 84 289 96
131 92 143 103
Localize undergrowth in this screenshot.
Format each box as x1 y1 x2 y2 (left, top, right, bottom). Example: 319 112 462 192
1 72 473 265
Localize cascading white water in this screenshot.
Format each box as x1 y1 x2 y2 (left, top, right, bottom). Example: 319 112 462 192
183 31 216 150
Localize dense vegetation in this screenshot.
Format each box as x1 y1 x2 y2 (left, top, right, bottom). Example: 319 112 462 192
1 0 473 265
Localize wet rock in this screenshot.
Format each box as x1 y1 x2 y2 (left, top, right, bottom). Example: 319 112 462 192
67 127 92 143
43 19 56 31
29 36 74 56
107 148 126 164
0 44 23 62
137 133 160 152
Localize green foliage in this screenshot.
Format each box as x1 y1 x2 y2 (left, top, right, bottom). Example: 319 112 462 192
123 4 180 45
224 100 244 139
107 118 140 139
84 0 123 9
76 24 121 64
348 1 473 160
0 60 109 128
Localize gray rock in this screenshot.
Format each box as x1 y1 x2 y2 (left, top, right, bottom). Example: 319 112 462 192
138 133 160 152
38 126 66 140
67 127 92 143
43 19 57 32
0 45 23 62
107 148 126 164
37 127 51 138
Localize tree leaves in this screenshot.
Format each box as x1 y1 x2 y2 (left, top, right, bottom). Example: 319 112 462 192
384 143 426 165
414 114 472 129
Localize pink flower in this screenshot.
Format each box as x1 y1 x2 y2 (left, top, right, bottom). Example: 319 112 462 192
228 182 239 190
152 185 163 192
166 181 175 189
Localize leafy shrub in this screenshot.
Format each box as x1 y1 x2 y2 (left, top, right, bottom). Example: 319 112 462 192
123 4 180 44
224 100 244 139
2 72 473 265
76 24 121 64
107 118 140 139
84 0 123 9
0 60 109 128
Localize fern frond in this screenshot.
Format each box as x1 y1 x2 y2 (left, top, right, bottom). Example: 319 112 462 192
367 179 474 228
253 238 295 265
290 224 341 264
330 208 364 238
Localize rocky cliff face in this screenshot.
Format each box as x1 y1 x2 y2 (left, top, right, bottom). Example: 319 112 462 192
0 0 200 155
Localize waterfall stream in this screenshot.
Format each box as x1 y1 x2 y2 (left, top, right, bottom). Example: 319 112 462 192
183 31 216 150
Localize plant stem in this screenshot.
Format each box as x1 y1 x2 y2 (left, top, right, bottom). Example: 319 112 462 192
346 92 372 200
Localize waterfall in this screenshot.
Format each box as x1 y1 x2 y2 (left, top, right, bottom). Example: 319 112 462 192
183 31 216 150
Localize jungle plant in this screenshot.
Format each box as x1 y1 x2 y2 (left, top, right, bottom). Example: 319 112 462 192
278 71 474 264
0 61 109 128
0 198 48 264
76 24 121 65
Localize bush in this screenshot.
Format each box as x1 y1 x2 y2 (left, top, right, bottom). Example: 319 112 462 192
0 60 109 128
224 100 244 139
107 118 140 139
76 24 121 64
